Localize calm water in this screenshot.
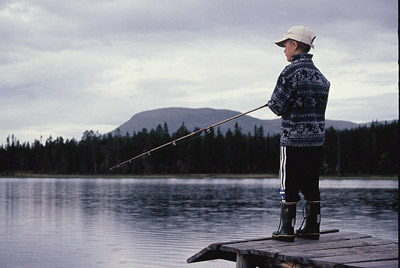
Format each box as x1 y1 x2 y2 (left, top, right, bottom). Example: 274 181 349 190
0 178 398 268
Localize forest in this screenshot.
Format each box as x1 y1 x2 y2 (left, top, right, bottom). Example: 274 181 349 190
0 120 398 176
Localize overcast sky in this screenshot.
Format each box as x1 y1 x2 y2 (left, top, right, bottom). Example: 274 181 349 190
1 0 398 143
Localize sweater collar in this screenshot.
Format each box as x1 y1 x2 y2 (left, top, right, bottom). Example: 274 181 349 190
291 53 313 62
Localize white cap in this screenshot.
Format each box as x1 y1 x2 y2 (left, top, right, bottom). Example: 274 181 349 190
274 25 316 49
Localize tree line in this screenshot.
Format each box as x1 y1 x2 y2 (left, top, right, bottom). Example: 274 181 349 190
0 121 397 176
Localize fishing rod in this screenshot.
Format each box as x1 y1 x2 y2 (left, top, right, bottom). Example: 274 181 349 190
109 103 268 171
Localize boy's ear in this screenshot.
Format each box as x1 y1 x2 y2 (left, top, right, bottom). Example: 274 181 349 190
293 40 299 50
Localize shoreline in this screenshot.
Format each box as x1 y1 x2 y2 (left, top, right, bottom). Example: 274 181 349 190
0 173 397 180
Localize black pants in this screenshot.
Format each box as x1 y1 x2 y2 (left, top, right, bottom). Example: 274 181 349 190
279 146 322 203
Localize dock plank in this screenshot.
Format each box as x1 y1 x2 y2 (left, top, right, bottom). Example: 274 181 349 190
309 251 398 268
186 246 236 263
187 230 398 268
343 260 399 268
268 237 396 258
221 232 371 256
277 243 398 265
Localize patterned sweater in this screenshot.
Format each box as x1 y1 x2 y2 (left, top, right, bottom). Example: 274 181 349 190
268 53 330 147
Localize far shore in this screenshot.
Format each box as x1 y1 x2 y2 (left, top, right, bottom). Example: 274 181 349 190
0 173 397 180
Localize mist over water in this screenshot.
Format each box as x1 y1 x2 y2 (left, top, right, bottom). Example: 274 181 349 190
0 178 397 268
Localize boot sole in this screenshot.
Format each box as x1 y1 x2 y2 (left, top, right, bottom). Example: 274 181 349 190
272 234 295 242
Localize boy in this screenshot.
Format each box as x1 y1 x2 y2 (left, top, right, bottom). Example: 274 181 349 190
267 26 330 242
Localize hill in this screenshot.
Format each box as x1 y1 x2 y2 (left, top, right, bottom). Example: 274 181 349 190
111 107 358 136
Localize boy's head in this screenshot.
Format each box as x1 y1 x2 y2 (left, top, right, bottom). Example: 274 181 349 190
274 26 315 61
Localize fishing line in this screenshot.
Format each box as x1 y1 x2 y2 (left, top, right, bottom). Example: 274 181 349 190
109 104 268 171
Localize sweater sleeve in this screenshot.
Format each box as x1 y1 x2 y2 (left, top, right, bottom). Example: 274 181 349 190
267 70 295 116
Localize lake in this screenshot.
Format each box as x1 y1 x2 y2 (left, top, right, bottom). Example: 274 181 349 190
0 177 398 268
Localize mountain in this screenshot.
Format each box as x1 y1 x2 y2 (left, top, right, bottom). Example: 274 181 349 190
111 107 359 136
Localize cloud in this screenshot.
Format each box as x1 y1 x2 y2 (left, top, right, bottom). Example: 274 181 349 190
326 92 398 123
0 0 398 143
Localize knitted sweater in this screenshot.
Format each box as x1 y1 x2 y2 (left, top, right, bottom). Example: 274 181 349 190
268 53 330 147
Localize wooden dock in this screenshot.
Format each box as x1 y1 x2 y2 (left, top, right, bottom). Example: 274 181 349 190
187 230 399 268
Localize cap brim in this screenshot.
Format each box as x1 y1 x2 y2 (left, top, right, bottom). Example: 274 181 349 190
274 38 288 47
274 38 315 49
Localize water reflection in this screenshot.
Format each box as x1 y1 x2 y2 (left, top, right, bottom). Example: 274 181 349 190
0 178 397 268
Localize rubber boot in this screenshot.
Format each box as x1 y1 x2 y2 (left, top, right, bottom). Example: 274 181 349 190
296 201 321 240
272 202 296 242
